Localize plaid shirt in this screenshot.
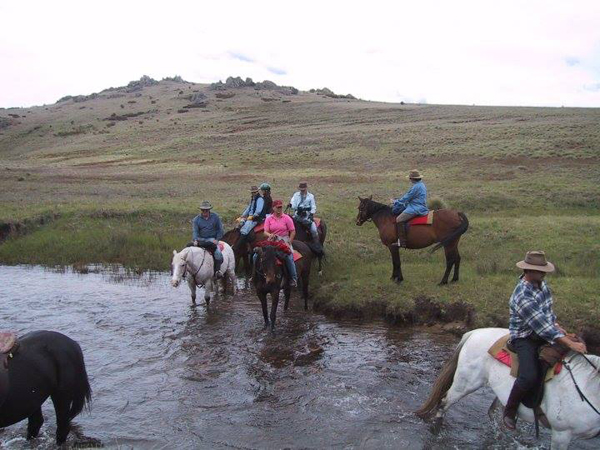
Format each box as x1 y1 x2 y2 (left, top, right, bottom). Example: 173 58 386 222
509 277 564 344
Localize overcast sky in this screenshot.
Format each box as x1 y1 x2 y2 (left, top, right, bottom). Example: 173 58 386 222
1 0 599 108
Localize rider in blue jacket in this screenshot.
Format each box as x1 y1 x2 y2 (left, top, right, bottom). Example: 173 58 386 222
392 169 428 248
191 200 224 277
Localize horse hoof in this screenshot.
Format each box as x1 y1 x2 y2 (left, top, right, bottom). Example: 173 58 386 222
438 281 448 286
318 271 323 277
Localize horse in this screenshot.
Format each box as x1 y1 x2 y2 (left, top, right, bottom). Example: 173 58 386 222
222 227 267 275
416 328 600 449
289 215 327 276
171 242 237 306
252 240 314 332
356 196 469 284
0 330 91 445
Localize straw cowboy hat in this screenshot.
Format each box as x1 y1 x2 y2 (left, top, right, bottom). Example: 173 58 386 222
408 169 422 180
199 200 213 210
516 251 555 273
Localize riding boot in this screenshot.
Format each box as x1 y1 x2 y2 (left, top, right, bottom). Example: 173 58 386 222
503 382 528 430
395 222 408 248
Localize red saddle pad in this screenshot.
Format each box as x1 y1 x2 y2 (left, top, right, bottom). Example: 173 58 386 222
495 350 562 374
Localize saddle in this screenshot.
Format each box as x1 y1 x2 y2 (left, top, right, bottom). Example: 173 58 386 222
407 211 434 227
1 332 19 407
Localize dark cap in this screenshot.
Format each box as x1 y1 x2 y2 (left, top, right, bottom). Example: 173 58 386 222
273 199 283 207
298 182 308 189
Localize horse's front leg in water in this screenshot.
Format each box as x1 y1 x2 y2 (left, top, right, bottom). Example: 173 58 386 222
27 407 44 439
204 279 213 306
187 275 197 305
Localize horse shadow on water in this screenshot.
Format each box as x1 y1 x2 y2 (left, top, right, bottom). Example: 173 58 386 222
252 240 314 333
0 331 94 446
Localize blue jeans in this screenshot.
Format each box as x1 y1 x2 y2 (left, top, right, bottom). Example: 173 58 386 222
240 220 258 235
253 251 297 281
196 238 223 265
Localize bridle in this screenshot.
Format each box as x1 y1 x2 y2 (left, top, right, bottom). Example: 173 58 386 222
563 353 600 416
175 250 207 287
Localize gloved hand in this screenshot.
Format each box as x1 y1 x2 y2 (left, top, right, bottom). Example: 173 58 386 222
193 240 199 246
247 215 254 221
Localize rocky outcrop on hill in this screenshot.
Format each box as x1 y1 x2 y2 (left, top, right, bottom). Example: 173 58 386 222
310 87 356 99
210 76 298 95
183 92 208 109
124 75 159 92
57 93 100 103
161 75 188 83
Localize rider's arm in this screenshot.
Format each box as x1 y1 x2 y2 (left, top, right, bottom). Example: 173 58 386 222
254 197 265 217
287 215 296 241
309 194 316 214
557 336 587 353
215 215 224 241
241 203 250 218
192 217 200 241
290 193 299 210
513 288 565 344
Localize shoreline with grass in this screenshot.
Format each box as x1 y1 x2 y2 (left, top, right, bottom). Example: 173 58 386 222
1 80 599 343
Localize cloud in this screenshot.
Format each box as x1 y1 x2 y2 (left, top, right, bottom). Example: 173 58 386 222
584 83 600 92
565 57 580 66
228 52 255 63
267 66 287 75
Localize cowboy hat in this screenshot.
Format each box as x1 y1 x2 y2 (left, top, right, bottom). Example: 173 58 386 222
298 182 308 189
250 185 259 193
407 169 422 180
516 251 555 273
200 200 213 210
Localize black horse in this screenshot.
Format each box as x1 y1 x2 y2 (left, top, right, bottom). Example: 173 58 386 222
0 330 91 445
289 216 327 275
252 240 314 332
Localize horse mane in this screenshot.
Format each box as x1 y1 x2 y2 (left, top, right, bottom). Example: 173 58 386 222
364 198 393 217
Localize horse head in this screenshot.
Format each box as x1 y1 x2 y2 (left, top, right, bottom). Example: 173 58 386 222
170 249 187 287
255 246 280 286
356 195 374 226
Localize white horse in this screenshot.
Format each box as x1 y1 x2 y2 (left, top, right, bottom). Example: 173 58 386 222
170 242 236 305
417 328 600 449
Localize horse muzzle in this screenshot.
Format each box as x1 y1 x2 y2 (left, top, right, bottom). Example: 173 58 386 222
171 279 180 288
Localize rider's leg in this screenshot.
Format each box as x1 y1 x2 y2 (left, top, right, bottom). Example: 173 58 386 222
394 213 415 248
213 247 223 276
309 222 319 242
503 337 541 429
285 253 298 287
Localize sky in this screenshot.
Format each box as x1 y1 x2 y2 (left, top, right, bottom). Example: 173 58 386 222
1 0 599 108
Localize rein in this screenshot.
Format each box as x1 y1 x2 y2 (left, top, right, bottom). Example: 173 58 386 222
360 200 392 224
182 250 207 287
563 354 600 416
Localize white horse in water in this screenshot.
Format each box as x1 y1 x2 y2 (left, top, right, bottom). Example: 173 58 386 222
417 328 600 449
170 243 236 305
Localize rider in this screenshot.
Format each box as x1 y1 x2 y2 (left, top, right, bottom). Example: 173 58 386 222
263 199 298 287
191 201 225 278
391 169 428 248
259 182 273 217
503 250 587 430
237 185 268 250
289 181 319 244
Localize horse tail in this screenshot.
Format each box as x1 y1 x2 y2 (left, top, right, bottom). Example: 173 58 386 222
67 341 92 420
415 330 474 419
430 211 469 253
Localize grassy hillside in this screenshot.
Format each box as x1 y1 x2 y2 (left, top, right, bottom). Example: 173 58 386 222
1 77 599 331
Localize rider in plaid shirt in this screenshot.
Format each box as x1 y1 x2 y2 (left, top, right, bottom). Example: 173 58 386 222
503 251 587 431
509 276 563 344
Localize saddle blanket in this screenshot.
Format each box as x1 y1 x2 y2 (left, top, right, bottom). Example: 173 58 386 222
254 216 321 234
218 242 225 252
488 334 562 381
408 211 434 226
275 250 303 265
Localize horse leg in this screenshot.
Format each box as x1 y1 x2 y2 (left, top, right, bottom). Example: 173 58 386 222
550 430 573 450
228 269 238 295
301 271 309 310
389 246 402 283
318 256 323 276
187 276 197 305
283 282 292 311
440 243 458 285
270 289 280 333
204 279 212 306
51 394 72 445
26 407 44 440
435 361 486 422
259 292 269 328
451 243 461 283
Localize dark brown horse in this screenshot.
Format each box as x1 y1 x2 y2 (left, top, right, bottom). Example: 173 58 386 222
356 196 469 284
252 240 314 332
288 216 327 275
222 228 267 275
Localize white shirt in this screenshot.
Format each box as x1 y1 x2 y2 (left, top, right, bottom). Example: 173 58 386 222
290 191 316 214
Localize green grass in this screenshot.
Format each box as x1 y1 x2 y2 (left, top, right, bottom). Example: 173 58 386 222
1 80 599 332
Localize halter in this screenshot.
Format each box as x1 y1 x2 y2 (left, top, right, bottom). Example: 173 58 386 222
179 250 207 287
563 354 600 416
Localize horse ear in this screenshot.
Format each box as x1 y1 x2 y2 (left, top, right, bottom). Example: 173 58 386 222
173 250 177 255
369 195 373 200
358 196 363 201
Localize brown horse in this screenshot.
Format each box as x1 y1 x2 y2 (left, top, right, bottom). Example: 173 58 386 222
356 196 469 284
222 228 267 275
252 240 314 332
